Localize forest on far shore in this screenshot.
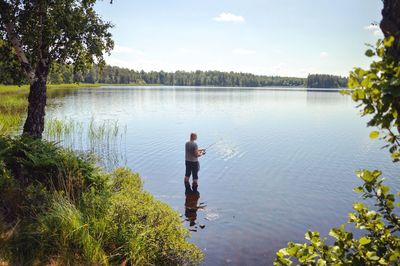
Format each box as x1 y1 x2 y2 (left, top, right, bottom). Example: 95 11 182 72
1 63 348 88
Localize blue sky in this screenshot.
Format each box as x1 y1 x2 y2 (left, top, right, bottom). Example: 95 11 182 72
94 0 383 77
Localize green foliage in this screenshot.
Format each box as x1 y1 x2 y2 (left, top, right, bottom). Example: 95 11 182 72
275 35 400 265
2 63 308 87
36 196 108 265
0 0 114 83
345 36 400 161
306 74 348 88
0 85 94 135
275 170 400 265
44 64 306 87
0 137 203 265
0 85 28 135
0 39 25 85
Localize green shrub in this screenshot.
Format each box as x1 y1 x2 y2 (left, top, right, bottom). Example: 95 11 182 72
0 136 203 265
274 35 400 266
274 171 400 265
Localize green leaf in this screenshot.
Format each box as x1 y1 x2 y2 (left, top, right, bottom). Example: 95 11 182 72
372 170 381 178
369 131 379 139
358 90 366 99
390 254 399 262
348 77 360 89
340 89 350 95
359 237 371 245
365 49 375 57
383 36 395 47
348 213 357 222
353 186 364 193
370 256 380 261
353 202 364 211
287 246 298 256
380 185 389 195
355 68 367 77
391 152 400 159
359 170 376 183
366 251 379 261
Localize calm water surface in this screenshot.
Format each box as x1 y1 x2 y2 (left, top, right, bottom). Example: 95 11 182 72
46 86 399 265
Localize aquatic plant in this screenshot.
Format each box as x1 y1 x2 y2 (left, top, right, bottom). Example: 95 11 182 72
0 113 23 136
0 85 94 136
44 118 127 170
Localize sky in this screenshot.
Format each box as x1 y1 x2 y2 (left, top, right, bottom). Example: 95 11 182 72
94 0 383 78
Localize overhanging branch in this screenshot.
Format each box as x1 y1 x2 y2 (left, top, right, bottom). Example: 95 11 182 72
0 0 36 84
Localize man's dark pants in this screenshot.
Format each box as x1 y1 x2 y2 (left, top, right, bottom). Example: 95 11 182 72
185 160 199 180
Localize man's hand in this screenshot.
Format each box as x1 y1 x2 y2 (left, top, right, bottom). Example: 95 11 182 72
197 149 205 156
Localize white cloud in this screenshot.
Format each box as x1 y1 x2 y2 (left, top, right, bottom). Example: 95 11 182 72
364 24 383 37
233 48 256 55
177 48 200 54
106 57 167 71
112 45 144 56
320 51 329 58
365 24 379 31
213 12 245 23
106 55 322 78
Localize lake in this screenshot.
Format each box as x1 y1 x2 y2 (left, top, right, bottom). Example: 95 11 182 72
46 86 399 265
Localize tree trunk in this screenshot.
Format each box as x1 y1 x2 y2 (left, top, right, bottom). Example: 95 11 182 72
22 62 49 139
380 0 400 133
380 0 400 60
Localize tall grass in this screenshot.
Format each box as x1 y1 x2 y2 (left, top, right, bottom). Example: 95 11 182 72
0 96 27 112
0 137 203 265
0 113 24 135
44 118 127 170
0 93 27 135
0 84 128 167
0 84 103 136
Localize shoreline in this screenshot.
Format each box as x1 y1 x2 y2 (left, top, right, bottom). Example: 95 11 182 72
1 83 346 92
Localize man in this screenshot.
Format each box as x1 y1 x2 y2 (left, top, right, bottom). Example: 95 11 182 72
184 132 204 189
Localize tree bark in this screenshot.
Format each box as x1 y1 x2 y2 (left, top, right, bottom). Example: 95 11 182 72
380 0 400 133
22 62 49 139
380 0 400 60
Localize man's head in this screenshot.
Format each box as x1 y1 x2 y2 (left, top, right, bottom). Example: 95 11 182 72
190 132 197 141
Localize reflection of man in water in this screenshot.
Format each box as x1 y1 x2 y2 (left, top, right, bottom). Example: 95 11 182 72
185 186 200 227
184 132 204 189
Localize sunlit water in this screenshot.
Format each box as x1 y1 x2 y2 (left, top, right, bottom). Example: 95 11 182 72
46 86 399 265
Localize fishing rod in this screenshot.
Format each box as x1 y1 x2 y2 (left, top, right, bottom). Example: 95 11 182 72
204 141 218 150
202 138 223 155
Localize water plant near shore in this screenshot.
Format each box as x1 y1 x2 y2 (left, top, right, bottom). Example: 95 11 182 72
0 85 89 135
44 118 127 169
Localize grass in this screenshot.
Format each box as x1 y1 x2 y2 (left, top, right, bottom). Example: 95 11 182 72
0 84 102 135
0 136 203 265
0 86 29 135
44 118 127 169
0 82 136 165
0 84 202 264
0 114 23 135
0 83 160 135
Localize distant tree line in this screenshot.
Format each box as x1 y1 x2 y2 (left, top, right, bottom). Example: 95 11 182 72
306 74 348 88
46 64 306 87
1 63 348 88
